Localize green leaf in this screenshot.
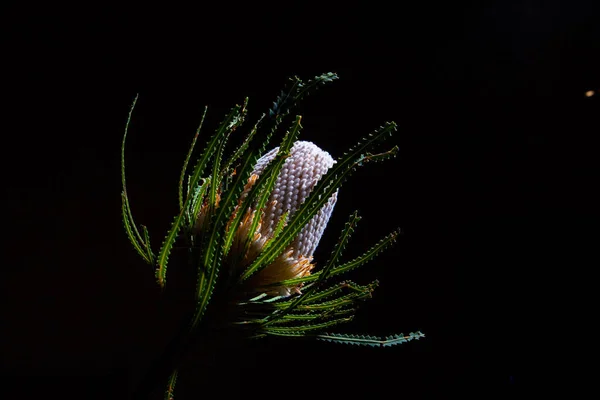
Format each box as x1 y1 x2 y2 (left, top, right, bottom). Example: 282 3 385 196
121 192 152 264
189 177 211 227
263 316 353 335
199 103 251 269
302 280 374 304
267 308 355 325
191 243 220 330
262 73 337 155
220 107 259 185
315 331 425 347
164 369 178 400
269 73 338 120
260 210 289 254
155 214 186 288
121 94 153 264
208 103 245 207
323 210 361 270
141 225 155 264
280 228 401 286
179 106 208 211
220 149 263 258
277 286 374 311
184 105 238 210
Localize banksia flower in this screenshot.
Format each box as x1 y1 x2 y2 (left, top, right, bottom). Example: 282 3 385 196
121 73 424 399
230 141 338 297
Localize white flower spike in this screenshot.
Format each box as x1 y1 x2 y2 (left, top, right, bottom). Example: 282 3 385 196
231 141 338 296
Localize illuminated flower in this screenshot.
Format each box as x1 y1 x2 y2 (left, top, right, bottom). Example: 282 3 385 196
230 141 338 296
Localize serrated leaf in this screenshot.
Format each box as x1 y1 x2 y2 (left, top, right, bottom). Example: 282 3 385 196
190 177 211 226
260 209 289 254
267 308 355 325
265 73 337 150
179 106 208 211
280 228 401 286
221 149 263 258
315 331 425 347
155 214 186 288
164 369 178 400
268 73 338 119
209 103 245 206
141 225 155 264
191 245 220 329
121 192 152 264
263 316 353 335
220 112 265 189
302 280 375 304
280 288 373 311
184 105 237 210
120 94 152 263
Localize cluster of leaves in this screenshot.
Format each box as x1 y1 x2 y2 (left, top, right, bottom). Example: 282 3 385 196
121 73 424 398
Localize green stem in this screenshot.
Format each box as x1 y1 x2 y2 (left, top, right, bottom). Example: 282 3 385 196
131 320 194 399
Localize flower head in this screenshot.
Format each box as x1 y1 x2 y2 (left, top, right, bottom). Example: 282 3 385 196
229 141 338 296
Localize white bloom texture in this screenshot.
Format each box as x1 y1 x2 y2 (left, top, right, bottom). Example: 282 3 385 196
231 141 338 297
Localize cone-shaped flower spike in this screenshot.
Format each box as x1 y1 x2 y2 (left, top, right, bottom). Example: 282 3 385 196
228 141 338 297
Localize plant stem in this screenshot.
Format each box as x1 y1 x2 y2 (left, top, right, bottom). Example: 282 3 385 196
130 319 194 400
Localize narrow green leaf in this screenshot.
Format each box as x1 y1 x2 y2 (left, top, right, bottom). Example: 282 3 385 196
260 210 289 254
164 369 178 400
208 104 243 206
268 308 355 325
190 177 211 227
281 228 400 286
221 150 262 257
263 73 337 153
154 177 208 290
324 210 360 268
269 73 338 120
300 280 374 305
315 331 425 347
191 246 220 330
278 289 372 311
121 192 152 264
185 105 239 209
293 72 339 104
121 94 151 261
263 316 353 335
179 106 208 211
220 113 264 184
268 76 302 120
141 225 155 264
199 104 251 276
155 214 185 288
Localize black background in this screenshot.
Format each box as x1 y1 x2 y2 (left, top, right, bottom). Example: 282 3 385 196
2 2 598 398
